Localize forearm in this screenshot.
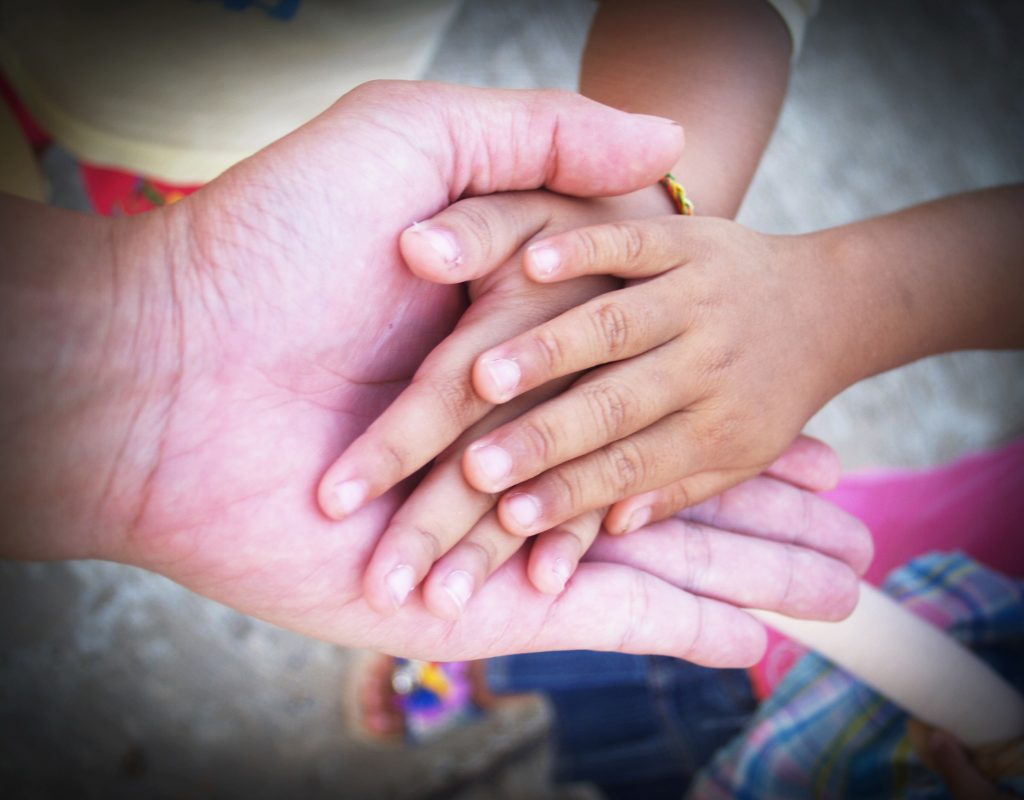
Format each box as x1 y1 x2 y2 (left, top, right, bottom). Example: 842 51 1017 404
0 195 177 561
582 0 792 218
803 185 1024 389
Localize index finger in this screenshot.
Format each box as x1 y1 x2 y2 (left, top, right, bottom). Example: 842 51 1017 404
522 215 700 282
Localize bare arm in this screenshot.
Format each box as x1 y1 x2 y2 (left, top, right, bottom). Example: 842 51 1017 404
582 0 793 217
458 184 1024 531
810 185 1024 389
318 2 836 607
0 197 175 561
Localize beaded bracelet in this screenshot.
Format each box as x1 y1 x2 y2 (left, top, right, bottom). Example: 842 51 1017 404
660 173 694 215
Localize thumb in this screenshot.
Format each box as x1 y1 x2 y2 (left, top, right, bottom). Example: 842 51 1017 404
345 81 684 200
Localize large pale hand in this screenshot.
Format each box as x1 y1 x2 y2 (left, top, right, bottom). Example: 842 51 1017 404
99 81 863 665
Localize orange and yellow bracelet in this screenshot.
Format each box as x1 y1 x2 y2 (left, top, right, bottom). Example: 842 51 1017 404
660 173 694 215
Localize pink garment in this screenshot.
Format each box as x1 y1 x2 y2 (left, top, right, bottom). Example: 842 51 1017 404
752 437 1024 697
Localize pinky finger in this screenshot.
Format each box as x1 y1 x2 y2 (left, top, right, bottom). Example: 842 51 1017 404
764 435 842 493
527 508 605 595
605 434 844 534
603 469 751 535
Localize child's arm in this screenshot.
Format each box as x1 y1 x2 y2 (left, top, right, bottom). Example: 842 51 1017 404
580 0 794 219
415 185 1024 538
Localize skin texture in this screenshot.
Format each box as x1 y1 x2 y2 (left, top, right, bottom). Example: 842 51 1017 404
580 0 792 218
0 81 870 667
320 0 799 607
365 185 1022 590
457 187 1024 535
330 192 869 619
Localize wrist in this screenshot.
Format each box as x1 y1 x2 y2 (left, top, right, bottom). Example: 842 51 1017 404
775 230 870 405
0 198 185 563
794 225 912 394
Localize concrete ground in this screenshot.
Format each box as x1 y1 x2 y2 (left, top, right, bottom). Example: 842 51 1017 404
2 1 1022 798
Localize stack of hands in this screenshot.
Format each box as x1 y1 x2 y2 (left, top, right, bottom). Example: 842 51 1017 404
2 81 873 667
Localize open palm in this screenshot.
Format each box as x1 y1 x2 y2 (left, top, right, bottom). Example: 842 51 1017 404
109 82 866 666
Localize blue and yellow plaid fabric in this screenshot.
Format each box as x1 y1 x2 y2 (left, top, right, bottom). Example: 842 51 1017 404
688 552 1024 799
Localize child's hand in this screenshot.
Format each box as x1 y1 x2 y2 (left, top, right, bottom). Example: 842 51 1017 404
400 211 845 537
318 192 864 618
318 189 860 617
319 190 635 615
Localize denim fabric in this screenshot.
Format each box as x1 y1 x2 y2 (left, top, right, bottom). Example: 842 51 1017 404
486 652 756 800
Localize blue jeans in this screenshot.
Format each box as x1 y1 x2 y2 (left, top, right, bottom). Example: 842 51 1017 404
486 651 756 800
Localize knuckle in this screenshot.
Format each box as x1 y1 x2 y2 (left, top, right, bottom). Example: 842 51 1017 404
546 468 586 517
393 522 443 563
692 346 741 391
662 480 692 516
705 347 740 374
603 439 647 495
667 481 692 512
609 221 646 267
591 301 632 357
533 325 567 374
552 525 586 556
688 280 724 327
516 414 563 465
462 537 500 575
376 437 414 481
569 226 603 266
554 509 602 550
420 369 479 428
447 201 497 252
582 380 635 439
697 413 741 452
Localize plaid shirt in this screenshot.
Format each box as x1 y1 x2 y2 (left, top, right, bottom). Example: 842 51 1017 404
688 552 1024 799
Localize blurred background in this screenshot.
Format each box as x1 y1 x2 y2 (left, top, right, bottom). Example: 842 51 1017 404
1 0 1022 797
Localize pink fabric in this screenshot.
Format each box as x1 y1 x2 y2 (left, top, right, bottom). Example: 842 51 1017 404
828 437 1024 583
752 437 1024 697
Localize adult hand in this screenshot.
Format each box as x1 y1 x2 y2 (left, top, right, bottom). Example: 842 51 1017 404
321 188 650 615
2 81 867 665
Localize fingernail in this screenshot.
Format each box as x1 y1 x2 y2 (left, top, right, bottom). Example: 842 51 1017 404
528 245 561 277
385 564 415 609
623 506 652 535
332 479 368 518
483 357 520 399
506 493 541 531
552 557 572 591
414 226 462 267
470 443 512 488
442 570 474 615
